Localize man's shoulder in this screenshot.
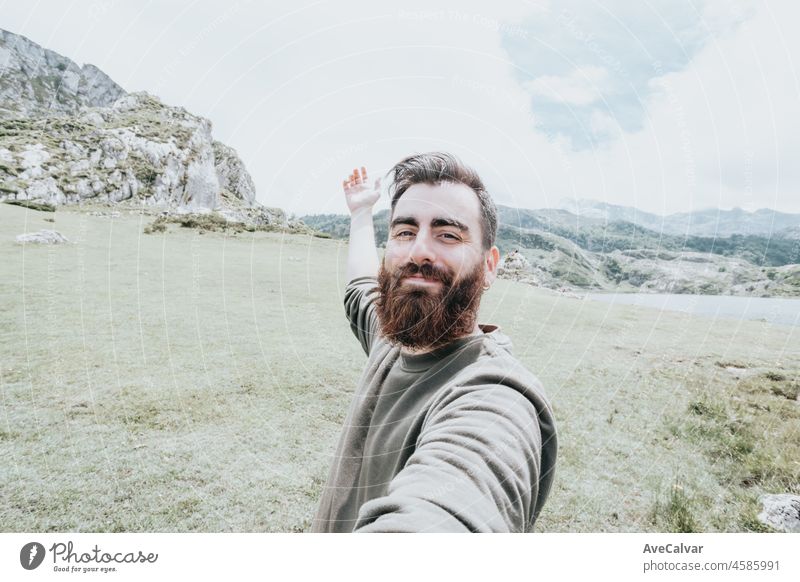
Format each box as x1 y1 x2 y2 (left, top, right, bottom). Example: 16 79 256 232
419 341 554 443
468 326 533 372
347 276 379 289
345 275 381 302
443 332 548 402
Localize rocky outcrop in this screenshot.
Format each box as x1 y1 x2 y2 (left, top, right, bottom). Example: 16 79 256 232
0 29 124 117
0 29 261 216
500 249 531 272
497 250 541 286
213 141 256 206
0 91 260 211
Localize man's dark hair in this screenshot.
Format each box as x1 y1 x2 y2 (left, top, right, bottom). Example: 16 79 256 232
387 152 497 250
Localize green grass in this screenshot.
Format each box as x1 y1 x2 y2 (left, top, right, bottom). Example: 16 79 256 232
662 365 799 531
142 212 300 236
650 479 701 533
1 202 799 532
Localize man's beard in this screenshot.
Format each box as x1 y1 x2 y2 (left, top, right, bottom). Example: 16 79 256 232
375 259 485 351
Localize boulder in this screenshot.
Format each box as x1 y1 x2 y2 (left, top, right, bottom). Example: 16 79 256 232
502 250 531 272
15 229 69 244
758 493 800 532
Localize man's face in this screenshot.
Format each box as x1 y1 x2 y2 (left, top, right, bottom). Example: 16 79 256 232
375 182 498 350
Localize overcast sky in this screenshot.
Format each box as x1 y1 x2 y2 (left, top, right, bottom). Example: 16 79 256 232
3 0 799 216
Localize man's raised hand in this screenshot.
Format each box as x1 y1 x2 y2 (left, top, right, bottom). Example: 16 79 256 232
343 166 381 214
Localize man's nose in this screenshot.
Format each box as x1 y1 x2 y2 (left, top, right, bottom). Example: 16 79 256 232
407 231 436 265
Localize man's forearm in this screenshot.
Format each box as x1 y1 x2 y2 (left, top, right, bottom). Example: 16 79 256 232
346 207 380 282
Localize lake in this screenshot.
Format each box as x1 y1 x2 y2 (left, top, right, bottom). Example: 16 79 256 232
585 293 800 327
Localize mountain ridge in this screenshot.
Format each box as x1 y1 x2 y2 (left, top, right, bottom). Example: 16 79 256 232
556 198 800 237
301 206 800 296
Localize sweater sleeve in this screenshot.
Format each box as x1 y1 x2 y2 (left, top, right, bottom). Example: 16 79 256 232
353 384 543 533
344 276 381 356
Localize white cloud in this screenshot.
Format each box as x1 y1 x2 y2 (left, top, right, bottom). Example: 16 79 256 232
1 0 798 216
568 0 800 214
523 66 610 106
589 110 622 140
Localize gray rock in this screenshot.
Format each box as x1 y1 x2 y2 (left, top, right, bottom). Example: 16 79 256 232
0 28 124 117
79 110 106 126
214 141 256 205
501 250 531 272
78 64 125 108
24 177 63 202
0 30 259 214
19 144 50 172
15 229 69 244
217 203 288 228
758 493 800 532
184 148 220 210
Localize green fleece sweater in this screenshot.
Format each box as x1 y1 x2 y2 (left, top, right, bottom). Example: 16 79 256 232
311 276 557 532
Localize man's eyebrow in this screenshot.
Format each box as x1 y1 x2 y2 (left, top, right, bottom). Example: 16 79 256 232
390 216 470 233
390 216 418 229
431 217 469 233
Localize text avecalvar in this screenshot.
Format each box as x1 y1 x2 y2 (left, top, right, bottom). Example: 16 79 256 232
643 543 703 554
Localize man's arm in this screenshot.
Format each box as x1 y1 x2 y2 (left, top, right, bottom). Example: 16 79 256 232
343 166 381 282
344 277 380 356
352 384 545 533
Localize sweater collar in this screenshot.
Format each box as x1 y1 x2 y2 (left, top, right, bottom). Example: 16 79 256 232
397 324 506 372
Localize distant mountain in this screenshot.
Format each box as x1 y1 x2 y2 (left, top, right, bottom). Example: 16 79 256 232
303 205 800 268
558 198 800 238
497 205 800 267
301 203 800 296
777 226 800 240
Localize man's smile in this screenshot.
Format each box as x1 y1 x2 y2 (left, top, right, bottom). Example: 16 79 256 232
402 274 442 287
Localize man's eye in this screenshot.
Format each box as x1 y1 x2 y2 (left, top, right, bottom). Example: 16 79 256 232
440 232 461 241
395 230 414 238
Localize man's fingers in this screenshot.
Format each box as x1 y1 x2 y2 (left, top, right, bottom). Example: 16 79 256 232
343 167 375 192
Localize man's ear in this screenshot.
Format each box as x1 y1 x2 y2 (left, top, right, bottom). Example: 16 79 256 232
484 246 501 284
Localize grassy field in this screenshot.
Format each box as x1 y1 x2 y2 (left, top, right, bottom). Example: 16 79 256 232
1 202 798 532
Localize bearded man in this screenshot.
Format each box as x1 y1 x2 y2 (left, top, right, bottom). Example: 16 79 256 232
311 152 558 533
